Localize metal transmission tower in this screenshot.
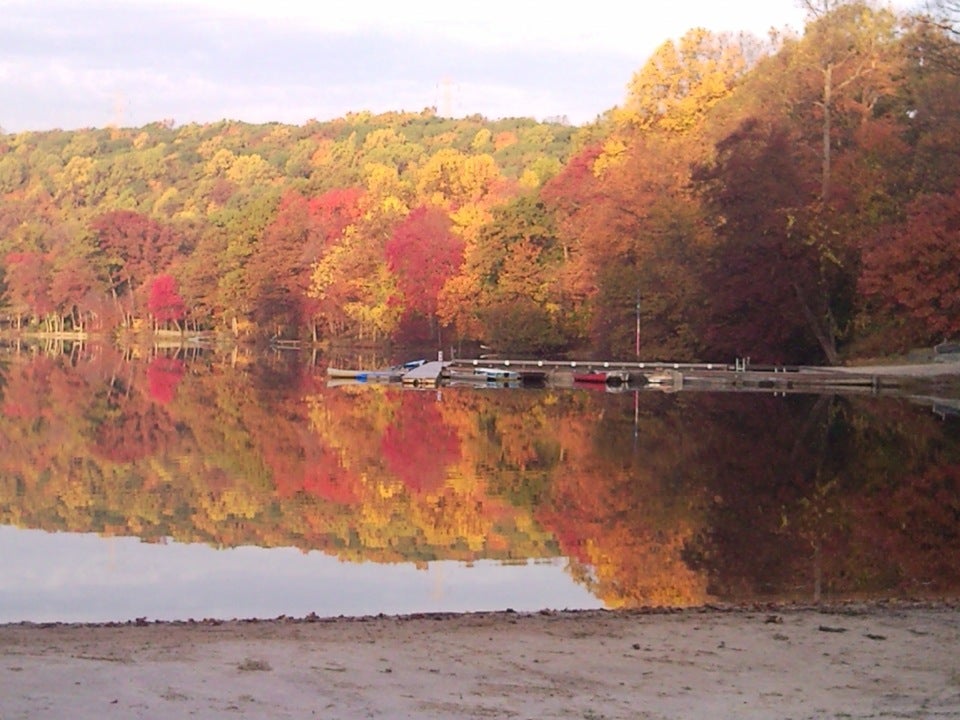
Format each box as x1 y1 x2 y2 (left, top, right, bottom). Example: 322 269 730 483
436 76 458 117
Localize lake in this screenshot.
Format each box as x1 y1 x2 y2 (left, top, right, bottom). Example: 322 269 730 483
1 345 958 623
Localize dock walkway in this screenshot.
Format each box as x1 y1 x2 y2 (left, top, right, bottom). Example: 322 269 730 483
326 357 960 393
444 358 960 391
401 360 449 386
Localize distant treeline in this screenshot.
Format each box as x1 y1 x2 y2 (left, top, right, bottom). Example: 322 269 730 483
2 1 960 363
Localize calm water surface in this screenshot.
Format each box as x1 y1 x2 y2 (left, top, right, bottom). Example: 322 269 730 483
1 347 958 622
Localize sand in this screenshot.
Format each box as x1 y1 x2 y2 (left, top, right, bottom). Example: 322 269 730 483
1 602 958 719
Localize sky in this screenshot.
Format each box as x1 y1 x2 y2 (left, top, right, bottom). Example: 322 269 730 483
0 0 905 133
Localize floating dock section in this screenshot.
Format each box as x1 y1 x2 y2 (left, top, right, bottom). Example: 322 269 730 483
401 361 449 387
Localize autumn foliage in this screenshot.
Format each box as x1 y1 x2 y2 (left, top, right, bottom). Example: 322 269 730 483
147 274 186 328
860 188 960 341
385 206 464 342
2 4 960 361
2 350 959 607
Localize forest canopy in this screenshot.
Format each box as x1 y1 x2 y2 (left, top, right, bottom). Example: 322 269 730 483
2 0 960 364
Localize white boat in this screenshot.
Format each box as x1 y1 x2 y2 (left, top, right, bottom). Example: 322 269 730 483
475 367 521 381
643 369 683 390
443 367 521 384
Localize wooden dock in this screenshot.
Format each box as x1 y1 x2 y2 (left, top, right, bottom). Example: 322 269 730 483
445 359 899 391
679 367 888 391
325 356 957 394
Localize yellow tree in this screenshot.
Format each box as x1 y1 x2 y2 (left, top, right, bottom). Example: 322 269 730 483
361 162 412 219
310 224 401 340
414 148 502 208
56 156 96 209
622 28 753 135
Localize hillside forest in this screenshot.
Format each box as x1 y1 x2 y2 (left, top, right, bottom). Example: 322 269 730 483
2 1 960 364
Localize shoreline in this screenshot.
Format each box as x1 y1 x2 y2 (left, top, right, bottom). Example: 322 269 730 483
2 597 956 629
3 601 958 719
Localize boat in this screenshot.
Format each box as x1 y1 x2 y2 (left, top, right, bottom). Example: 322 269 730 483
572 371 608 384
325 367 403 382
475 367 521 382
644 370 677 384
642 369 683 391
572 379 630 393
326 367 364 379
442 367 521 384
573 370 631 386
326 377 371 388
325 359 425 383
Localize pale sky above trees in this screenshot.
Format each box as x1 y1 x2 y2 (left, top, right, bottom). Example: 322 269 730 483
0 0 835 132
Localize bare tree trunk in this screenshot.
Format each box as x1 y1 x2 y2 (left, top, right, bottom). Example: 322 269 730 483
821 64 833 202
792 281 840 365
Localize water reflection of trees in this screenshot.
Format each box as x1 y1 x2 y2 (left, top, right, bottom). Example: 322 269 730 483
683 393 960 602
0 346 958 607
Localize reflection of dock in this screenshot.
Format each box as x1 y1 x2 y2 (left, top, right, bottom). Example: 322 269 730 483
934 399 960 419
905 394 960 421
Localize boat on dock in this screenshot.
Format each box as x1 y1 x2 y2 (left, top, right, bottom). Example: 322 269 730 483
441 367 520 384
642 368 683 391
442 367 521 384
326 367 402 382
573 370 631 386
326 359 425 383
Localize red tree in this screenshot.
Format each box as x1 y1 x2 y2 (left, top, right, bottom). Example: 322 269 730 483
90 210 180 326
3 251 53 328
860 188 960 342
306 187 365 241
147 274 186 331
384 205 464 341
693 118 851 364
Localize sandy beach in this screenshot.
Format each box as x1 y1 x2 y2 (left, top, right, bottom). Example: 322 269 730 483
1 602 958 719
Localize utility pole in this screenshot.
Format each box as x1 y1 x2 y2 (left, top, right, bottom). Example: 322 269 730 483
635 289 641 359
